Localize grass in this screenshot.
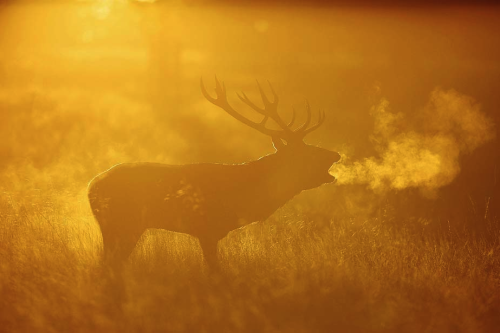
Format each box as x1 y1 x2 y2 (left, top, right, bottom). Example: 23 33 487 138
0 190 499 333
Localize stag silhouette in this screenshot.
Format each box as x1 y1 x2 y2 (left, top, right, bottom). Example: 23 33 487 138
88 78 341 274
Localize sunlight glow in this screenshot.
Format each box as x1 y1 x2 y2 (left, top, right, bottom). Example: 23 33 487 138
93 0 114 20
254 19 269 33
0 2 499 331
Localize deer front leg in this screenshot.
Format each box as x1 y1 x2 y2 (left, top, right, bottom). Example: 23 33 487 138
194 206 238 277
198 236 221 274
102 229 143 273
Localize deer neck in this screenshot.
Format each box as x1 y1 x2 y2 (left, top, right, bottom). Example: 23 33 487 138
236 153 302 221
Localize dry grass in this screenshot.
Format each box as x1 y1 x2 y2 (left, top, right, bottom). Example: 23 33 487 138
1 3 499 332
1 190 499 333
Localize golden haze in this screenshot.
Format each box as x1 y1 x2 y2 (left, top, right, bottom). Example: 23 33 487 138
0 1 499 333
331 88 495 195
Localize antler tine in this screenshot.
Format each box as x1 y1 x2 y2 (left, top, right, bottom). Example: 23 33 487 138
260 81 292 133
295 100 312 133
288 108 296 128
256 80 271 106
266 80 279 104
255 80 279 106
201 77 326 142
201 77 286 139
200 76 218 104
215 75 225 94
300 109 326 137
236 91 267 116
237 81 292 134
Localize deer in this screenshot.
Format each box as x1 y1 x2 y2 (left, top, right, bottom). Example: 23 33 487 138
88 77 341 276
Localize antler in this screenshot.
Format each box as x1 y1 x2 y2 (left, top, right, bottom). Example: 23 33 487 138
201 76 325 142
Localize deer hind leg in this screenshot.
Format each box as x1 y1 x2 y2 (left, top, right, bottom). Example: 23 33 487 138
198 236 221 275
99 228 143 308
96 207 144 304
101 227 143 273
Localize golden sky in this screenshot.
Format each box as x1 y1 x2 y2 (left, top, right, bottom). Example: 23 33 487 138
0 1 498 193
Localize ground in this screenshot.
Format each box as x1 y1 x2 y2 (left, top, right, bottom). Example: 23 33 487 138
1 190 498 333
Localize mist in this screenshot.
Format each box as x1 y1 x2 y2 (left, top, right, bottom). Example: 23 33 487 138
332 87 495 195
1 2 500 333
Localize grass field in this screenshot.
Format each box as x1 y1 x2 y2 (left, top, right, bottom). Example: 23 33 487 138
1 2 500 332
1 189 499 333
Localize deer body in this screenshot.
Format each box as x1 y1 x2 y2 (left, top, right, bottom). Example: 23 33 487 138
89 78 340 273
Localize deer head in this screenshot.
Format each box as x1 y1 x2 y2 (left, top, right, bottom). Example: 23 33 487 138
201 77 341 190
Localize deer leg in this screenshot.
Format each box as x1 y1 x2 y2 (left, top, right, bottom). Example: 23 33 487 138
99 229 143 307
198 236 221 275
98 203 143 267
98 208 144 304
101 228 143 271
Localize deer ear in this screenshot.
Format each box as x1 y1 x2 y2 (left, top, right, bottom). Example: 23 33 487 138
272 137 286 151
